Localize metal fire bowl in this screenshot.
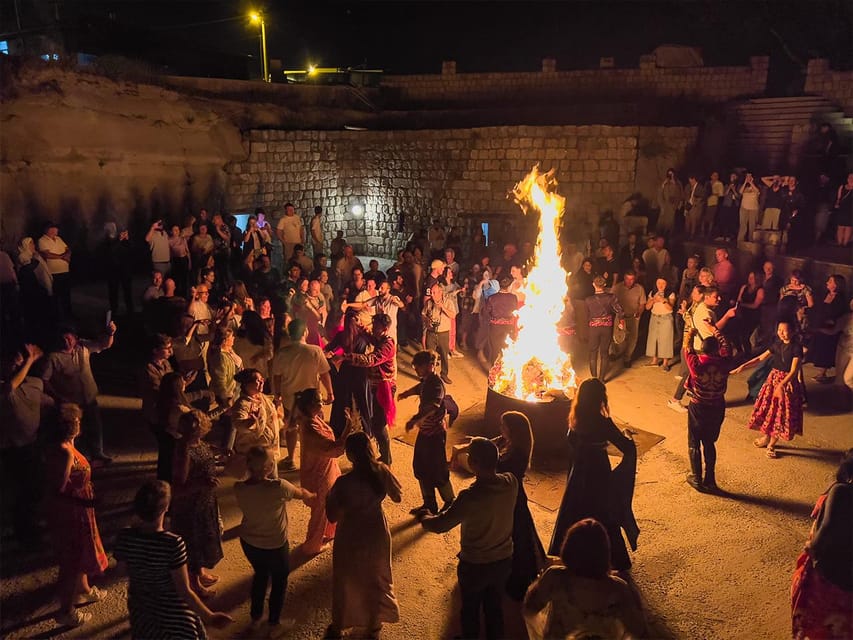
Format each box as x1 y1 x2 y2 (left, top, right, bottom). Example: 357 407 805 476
484 386 571 463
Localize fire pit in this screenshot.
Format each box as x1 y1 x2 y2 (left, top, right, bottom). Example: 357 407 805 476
484 386 571 461
484 166 577 462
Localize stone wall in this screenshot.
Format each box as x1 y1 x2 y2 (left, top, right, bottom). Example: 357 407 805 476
805 59 853 114
225 125 698 257
381 57 769 106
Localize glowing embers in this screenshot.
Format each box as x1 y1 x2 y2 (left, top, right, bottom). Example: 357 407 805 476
488 166 577 402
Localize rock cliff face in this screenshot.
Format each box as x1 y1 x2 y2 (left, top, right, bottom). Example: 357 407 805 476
1 66 247 243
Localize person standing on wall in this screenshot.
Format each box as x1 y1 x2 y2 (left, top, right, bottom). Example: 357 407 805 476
38 221 73 320
276 203 304 268
310 206 324 258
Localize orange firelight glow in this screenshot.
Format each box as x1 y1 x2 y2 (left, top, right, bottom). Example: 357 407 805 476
489 166 577 401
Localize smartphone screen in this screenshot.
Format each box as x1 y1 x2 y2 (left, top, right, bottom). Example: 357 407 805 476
106 310 112 328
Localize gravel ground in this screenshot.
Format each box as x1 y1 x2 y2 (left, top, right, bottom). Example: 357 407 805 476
1 300 848 640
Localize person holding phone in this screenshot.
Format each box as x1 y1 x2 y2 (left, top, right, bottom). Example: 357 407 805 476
145 220 171 276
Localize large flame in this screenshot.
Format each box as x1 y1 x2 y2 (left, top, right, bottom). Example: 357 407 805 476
489 166 577 401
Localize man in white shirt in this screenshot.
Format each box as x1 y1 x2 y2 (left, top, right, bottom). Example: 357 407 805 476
309 206 324 257
144 220 171 275
271 319 333 471
38 222 72 319
276 203 304 266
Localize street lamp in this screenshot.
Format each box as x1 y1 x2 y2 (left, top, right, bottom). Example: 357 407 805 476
249 11 269 83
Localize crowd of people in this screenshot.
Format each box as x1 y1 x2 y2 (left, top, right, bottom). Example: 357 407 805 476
1 193 851 639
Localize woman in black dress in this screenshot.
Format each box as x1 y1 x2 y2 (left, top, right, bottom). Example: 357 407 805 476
494 411 547 600
549 379 638 571
807 275 848 382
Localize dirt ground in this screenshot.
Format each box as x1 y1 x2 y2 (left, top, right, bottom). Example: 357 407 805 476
1 283 850 640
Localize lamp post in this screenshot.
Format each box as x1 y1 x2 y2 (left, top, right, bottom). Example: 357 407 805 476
249 11 269 82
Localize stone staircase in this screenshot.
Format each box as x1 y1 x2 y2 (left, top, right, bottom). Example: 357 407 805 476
730 96 853 173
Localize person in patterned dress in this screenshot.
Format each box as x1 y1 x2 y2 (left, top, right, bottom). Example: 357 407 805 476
731 321 804 459
45 403 109 628
170 410 224 597
115 480 233 639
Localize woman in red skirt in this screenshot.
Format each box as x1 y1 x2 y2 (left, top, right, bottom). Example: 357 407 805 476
731 321 803 458
791 449 853 639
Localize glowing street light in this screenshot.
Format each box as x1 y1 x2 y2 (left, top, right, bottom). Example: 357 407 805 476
249 11 269 83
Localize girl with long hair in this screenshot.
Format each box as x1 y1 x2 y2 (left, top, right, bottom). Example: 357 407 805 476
325 432 402 639
549 379 638 571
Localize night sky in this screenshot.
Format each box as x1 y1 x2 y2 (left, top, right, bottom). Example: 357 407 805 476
8 0 853 77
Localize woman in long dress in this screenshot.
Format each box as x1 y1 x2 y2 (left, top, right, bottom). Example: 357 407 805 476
807 275 848 382
732 320 804 459
644 278 676 370
46 404 109 628
170 410 224 598
293 388 352 556
325 432 402 639
791 449 853 639
230 368 282 477
549 379 638 571
494 411 547 601
115 480 233 639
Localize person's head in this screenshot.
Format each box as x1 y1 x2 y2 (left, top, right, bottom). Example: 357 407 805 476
213 326 235 350
257 254 271 271
57 403 83 442
288 264 302 281
444 247 455 263
151 333 173 361
592 276 606 292
177 409 212 444
430 282 444 300
199 207 209 220
235 368 265 396
702 286 720 307
710 171 719 181
365 276 377 292
318 269 329 285
788 176 798 189
344 430 379 467
297 277 309 294
777 321 792 343
602 244 614 260
835 449 853 484
378 281 391 297
569 378 608 430
194 283 210 302
293 244 305 257
308 279 321 297
412 350 439 378
715 248 728 263
198 223 208 236
622 270 636 288
151 270 164 287
498 276 512 291
343 244 355 258
352 266 364 286
257 296 272 317
654 235 665 250
581 258 593 274
315 253 328 267
789 269 803 286
212 213 223 227
44 222 59 239
655 277 667 292
846 172 853 186
688 173 698 185
288 317 308 343
169 224 181 237
500 411 533 466
728 172 738 183
314 205 322 215
665 168 675 180
763 261 775 278
335 230 344 239
747 270 761 288
176 313 195 338
368 259 379 272
503 242 518 258
690 284 703 303
246 446 275 480
559 518 612 579
60 326 79 352
372 313 392 339
133 479 171 523
701 335 720 356
826 274 846 296
240 310 268 346
284 203 295 216
163 278 176 296
294 388 323 418
687 255 699 271
698 267 715 287
510 264 523 279
444 266 455 283
467 437 499 476
430 259 445 276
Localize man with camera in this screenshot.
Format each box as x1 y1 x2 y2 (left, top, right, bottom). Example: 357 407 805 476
145 219 171 275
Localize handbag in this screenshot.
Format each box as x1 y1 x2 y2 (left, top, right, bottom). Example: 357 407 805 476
612 321 627 345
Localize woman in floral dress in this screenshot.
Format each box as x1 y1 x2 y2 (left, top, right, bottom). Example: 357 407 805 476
46 403 109 628
171 410 224 597
293 388 352 556
732 321 804 459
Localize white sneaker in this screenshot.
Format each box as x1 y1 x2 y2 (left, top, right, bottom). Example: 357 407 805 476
76 586 108 605
56 609 92 627
667 399 687 414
